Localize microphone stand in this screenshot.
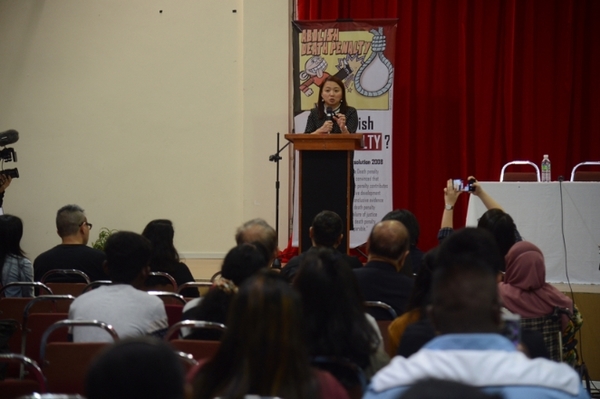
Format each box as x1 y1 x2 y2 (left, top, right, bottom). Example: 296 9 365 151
268 132 291 268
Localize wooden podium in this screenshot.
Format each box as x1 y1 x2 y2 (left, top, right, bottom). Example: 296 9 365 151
285 134 364 253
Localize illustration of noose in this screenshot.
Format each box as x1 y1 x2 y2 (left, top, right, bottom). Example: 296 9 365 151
354 27 394 97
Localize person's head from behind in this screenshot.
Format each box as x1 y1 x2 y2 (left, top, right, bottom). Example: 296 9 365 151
477 208 517 262
220 243 268 286
431 228 502 334
85 336 185 399
193 271 315 399
436 227 504 277
142 219 179 266
293 247 364 322
367 220 410 270
504 241 547 288
406 247 439 312
293 247 377 368
382 209 420 248
0 214 25 259
104 231 152 286
234 218 278 264
310 210 343 248
56 204 91 244
227 272 306 361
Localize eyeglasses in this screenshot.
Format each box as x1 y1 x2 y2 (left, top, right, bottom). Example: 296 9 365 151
79 221 93 230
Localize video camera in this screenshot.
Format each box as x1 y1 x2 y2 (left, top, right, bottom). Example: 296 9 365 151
0 129 19 179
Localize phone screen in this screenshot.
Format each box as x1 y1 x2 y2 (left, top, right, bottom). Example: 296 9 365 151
453 179 473 192
453 179 465 191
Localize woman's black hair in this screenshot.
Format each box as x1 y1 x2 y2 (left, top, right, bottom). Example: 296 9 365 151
293 247 379 370
141 219 179 274
477 208 517 262
0 214 25 274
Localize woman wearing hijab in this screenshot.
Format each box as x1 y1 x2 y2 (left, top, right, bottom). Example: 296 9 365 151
499 241 582 364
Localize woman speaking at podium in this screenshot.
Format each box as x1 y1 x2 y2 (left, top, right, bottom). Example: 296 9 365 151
303 75 358 231
305 76 358 134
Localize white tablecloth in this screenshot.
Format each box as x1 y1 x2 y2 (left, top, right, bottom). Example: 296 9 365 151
466 182 600 284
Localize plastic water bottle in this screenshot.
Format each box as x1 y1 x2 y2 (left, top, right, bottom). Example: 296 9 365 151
541 154 551 182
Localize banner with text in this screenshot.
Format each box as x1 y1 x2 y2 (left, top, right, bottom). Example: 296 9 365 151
291 19 397 248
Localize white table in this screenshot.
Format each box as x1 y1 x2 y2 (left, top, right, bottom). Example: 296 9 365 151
466 182 600 284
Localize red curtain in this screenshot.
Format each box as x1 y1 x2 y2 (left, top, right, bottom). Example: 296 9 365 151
296 0 600 251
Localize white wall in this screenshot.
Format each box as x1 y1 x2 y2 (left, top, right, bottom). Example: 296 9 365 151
0 0 291 260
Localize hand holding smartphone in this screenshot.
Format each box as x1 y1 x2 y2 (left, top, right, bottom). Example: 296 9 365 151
452 178 476 192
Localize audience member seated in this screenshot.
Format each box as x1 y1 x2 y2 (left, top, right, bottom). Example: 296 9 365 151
142 219 198 298
181 243 268 339
439 177 521 263
397 229 549 360
364 228 589 399
85 336 186 399
69 231 168 342
382 209 423 274
281 210 363 283
500 241 583 364
191 271 350 399
33 204 108 282
234 218 279 266
388 248 438 355
293 247 388 381
353 220 414 319
0 214 34 297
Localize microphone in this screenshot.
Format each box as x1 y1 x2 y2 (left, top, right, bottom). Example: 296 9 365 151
0 130 19 146
325 107 334 121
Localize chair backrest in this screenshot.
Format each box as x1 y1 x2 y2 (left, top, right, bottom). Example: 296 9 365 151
364 301 398 321
40 269 91 285
81 280 112 294
210 271 222 282
570 161 600 181
0 282 53 297
40 320 119 361
0 293 62 355
145 272 178 292
177 281 212 298
22 313 69 365
164 320 226 361
170 340 221 362
147 291 186 305
40 320 119 395
21 295 75 366
500 161 541 182
0 353 47 395
312 356 367 399
164 320 226 341
43 283 87 297
164 304 184 328
174 350 200 374
43 342 110 394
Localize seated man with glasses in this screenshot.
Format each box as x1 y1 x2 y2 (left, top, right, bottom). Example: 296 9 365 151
34 204 109 282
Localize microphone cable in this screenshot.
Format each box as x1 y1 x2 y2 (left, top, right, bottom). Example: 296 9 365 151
558 177 596 395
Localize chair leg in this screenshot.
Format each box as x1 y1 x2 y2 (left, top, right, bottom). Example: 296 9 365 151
575 362 591 395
